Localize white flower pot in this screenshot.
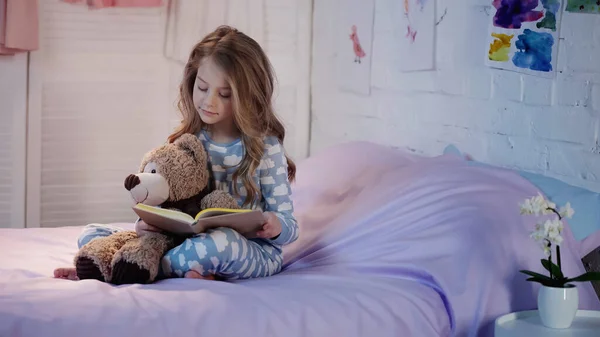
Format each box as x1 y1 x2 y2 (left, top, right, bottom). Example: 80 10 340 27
537 284 579 329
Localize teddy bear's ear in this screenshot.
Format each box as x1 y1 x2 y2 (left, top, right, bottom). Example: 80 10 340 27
174 133 206 163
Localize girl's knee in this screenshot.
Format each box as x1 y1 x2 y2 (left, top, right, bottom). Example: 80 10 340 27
81 223 123 234
160 229 241 277
191 228 241 255
77 223 123 248
189 229 238 260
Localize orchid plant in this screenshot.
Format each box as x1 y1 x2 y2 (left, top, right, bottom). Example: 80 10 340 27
519 193 600 288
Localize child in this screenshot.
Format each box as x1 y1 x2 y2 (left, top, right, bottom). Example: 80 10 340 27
54 25 299 281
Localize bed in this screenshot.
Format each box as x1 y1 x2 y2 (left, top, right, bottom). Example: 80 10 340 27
1 141 599 337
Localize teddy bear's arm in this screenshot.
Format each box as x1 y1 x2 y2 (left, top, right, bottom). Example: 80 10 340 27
200 190 240 210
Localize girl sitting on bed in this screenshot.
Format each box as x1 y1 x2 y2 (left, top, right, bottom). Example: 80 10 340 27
54 25 299 281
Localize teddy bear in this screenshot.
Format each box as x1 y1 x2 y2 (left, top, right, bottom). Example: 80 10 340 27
73 133 240 285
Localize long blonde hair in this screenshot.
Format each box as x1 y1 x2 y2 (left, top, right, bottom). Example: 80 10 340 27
168 25 296 208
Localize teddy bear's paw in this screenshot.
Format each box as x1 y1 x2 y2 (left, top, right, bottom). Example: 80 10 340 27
110 233 174 284
110 260 151 285
201 190 240 210
74 231 138 282
75 256 105 282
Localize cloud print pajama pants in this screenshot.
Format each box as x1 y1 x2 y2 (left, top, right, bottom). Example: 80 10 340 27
78 224 284 280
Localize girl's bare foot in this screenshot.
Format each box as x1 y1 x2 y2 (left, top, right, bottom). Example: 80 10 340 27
184 270 215 280
53 267 79 280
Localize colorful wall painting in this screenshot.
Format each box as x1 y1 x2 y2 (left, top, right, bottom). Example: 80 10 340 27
485 0 563 79
398 0 435 71
566 0 600 14
335 0 376 95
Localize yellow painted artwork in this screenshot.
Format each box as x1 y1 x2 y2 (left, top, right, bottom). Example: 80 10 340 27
488 33 514 62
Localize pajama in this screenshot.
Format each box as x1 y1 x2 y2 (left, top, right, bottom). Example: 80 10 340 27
75 130 298 281
76 224 283 280
197 129 299 247
160 227 283 279
77 223 125 248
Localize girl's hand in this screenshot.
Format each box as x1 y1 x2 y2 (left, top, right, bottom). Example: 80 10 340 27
256 212 282 240
135 219 162 237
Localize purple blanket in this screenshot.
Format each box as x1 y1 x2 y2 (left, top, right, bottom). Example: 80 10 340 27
1 141 598 337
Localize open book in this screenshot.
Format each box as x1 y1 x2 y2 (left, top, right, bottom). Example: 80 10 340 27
132 203 265 237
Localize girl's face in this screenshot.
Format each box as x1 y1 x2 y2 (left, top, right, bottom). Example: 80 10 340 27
193 57 234 128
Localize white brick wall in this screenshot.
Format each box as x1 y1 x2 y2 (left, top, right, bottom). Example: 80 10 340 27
310 0 600 192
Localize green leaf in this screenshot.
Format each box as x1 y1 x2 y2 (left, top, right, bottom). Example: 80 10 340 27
565 272 600 283
526 277 562 287
520 270 553 282
541 259 550 272
541 258 564 280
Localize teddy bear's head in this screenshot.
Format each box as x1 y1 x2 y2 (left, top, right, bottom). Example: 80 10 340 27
124 133 210 206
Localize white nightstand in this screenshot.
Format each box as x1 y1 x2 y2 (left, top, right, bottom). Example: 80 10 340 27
494 310 600 336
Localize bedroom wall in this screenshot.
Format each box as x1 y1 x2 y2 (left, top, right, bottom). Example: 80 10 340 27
310 0 600 192
0 54 27 228
24 2 174 228
0 0 311 229
164 0 311 160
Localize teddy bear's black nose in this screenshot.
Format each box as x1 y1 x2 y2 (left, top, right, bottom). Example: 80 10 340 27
124 174 140 191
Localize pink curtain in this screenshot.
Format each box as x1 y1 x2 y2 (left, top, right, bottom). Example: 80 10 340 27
61 0 164 9
0 0 39 55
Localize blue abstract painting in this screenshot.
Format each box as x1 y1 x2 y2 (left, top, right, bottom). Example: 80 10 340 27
512 29 554 72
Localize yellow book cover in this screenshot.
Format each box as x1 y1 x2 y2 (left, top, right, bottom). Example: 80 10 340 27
132 203 265 237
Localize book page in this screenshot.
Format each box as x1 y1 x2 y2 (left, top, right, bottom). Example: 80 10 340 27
194 208 252 221
132 204 265 238
133 204 195 223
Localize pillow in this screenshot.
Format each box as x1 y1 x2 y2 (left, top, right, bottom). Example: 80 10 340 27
443 144 600 242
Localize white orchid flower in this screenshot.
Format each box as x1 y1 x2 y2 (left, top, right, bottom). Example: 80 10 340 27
519 198 533 215
543 201 557 215
520 198 538 215
530 229 552 257
521 193 572 256
544 219 564 245
542 243 551 257
520 193 555 216
530 194 546 215
530 220 562 247
559 202 575 219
